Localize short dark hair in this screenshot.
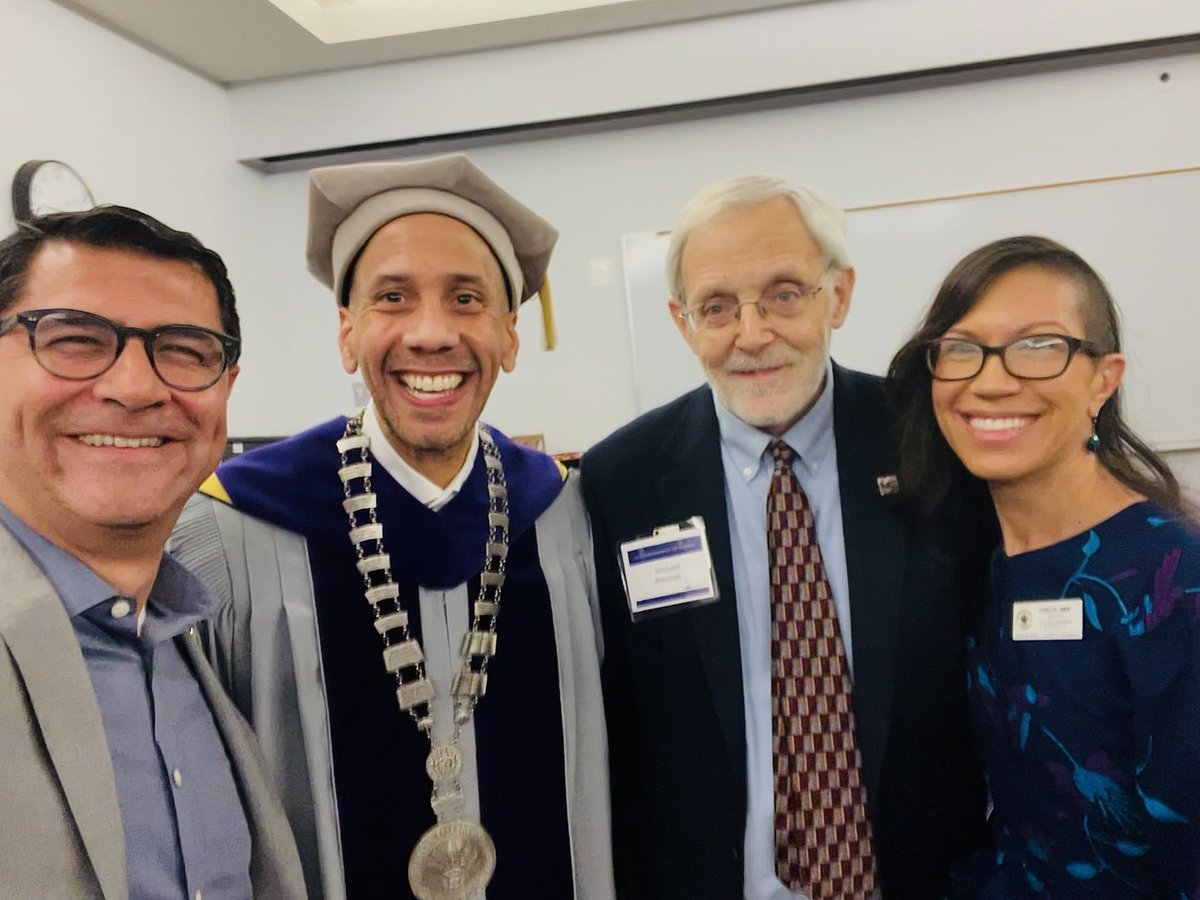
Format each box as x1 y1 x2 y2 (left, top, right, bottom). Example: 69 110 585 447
0 205 239 339
888 234 1184 516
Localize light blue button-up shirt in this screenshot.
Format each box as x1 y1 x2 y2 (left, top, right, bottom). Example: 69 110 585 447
0 503 252 900
713 370 853 900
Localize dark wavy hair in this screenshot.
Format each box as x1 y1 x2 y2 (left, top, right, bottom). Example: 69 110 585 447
887 235 1182 516
0 205 239 339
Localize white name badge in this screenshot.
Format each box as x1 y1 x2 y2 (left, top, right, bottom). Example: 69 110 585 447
618 517 718 619
1011 598 1084 641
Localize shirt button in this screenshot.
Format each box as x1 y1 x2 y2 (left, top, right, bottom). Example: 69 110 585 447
172 768 183 787
743 467 753 477
110 598 132 619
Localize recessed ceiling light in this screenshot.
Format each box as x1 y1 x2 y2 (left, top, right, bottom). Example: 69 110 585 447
267 0 638 44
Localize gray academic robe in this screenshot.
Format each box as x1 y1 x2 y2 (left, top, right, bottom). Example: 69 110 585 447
172 473 614 900
0 525 307 900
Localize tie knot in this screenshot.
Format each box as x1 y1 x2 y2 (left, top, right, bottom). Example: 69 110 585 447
769 440 794 468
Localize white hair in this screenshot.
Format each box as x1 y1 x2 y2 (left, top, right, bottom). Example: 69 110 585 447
665 174 852 299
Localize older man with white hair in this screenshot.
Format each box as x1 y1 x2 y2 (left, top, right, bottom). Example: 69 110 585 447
582 175 995 899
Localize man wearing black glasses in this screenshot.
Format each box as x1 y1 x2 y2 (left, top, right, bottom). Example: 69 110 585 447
0 206 305 899
582 175 997 899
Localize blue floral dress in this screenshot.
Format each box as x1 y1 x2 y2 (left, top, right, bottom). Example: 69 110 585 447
950 501 1200 899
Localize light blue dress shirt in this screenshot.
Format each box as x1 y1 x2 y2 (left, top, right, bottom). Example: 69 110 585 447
713 371 854 900
0 503 252 900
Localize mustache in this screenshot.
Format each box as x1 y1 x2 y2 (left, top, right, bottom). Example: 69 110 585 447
384 350 480 372
719 348 805 374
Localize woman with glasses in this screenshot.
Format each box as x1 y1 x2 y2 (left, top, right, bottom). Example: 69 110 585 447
888 235 1200 898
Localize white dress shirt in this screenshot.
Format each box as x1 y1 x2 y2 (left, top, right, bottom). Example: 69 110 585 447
363 400 478 510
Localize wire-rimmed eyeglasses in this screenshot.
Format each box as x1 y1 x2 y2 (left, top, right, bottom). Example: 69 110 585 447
0 307 241 391
679 276 828 332
925 333 1105 382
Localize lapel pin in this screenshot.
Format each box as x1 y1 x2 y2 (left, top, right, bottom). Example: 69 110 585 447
876 474 899 497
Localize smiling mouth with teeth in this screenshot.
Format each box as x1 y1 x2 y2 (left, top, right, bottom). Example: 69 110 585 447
967 416 1034 432
400 373 465 394
78 434 165 448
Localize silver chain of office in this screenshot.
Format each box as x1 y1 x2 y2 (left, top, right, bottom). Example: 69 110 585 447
337 411 509 899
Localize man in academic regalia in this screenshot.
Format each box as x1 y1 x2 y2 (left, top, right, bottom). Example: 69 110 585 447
172 154 613 900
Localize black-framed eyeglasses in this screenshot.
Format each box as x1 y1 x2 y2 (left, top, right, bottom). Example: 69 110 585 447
680 273 828 332
925 333 1105 382
0 307 240 391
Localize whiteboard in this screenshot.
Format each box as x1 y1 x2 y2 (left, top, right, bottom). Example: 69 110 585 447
621 169 1200 450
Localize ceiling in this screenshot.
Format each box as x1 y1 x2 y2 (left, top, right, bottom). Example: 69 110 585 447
54 0 809 85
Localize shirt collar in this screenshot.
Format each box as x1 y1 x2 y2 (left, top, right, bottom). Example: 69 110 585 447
362 399 479 511
0 502 111 618
149 552 224 637
0 500 221 636
712 363 836 483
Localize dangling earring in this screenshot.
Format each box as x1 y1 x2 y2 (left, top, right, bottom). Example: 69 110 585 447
1086 416 1100 453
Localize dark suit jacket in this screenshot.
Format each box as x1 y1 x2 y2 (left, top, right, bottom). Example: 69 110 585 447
581 365 995 899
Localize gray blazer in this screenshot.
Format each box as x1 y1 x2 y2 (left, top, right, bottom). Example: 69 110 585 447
0 525 308 900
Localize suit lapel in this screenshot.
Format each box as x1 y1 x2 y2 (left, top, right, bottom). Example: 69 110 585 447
831 365 906 805
652 375 910 822
177 631 269 882
0 528 127 900
178 629 305 899
657 390 747 787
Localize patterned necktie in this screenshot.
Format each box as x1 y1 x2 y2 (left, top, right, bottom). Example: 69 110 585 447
767 440 877 899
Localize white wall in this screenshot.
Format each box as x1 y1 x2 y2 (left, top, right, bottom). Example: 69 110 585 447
239 50 1200 458
229 0 1200 161
1 0 291 433
5 0 1199 495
